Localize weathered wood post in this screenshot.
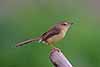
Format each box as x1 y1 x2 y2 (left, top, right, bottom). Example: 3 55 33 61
49 48 72 67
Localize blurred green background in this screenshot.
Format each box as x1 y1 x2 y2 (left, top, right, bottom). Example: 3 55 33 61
0 0 100 67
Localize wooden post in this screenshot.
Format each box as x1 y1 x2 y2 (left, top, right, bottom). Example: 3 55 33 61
49 48 72 67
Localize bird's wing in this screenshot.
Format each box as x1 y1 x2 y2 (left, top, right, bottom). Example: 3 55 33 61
41 27 61 41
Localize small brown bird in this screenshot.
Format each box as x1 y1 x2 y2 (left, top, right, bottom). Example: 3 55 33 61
16 21 73 47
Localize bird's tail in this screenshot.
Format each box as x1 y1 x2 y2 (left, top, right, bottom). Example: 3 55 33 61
16 37 40 47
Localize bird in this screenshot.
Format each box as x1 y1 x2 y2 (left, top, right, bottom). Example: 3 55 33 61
16 21 73 47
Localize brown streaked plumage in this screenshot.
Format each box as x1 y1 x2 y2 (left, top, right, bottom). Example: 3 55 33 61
16 21 73 47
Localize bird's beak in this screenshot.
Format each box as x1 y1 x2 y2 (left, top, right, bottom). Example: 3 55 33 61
70 22 74 25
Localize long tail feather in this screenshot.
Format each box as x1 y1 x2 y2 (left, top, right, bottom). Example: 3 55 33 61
16 38 40 47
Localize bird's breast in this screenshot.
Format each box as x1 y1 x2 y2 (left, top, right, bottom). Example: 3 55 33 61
46 31 66 44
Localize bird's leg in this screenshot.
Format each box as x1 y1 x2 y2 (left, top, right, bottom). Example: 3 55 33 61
50 44 56 48
50 44 61 53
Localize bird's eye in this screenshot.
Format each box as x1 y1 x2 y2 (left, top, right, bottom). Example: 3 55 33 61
62 23 67 26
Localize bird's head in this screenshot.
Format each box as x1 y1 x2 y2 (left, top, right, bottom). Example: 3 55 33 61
56 21 73 31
